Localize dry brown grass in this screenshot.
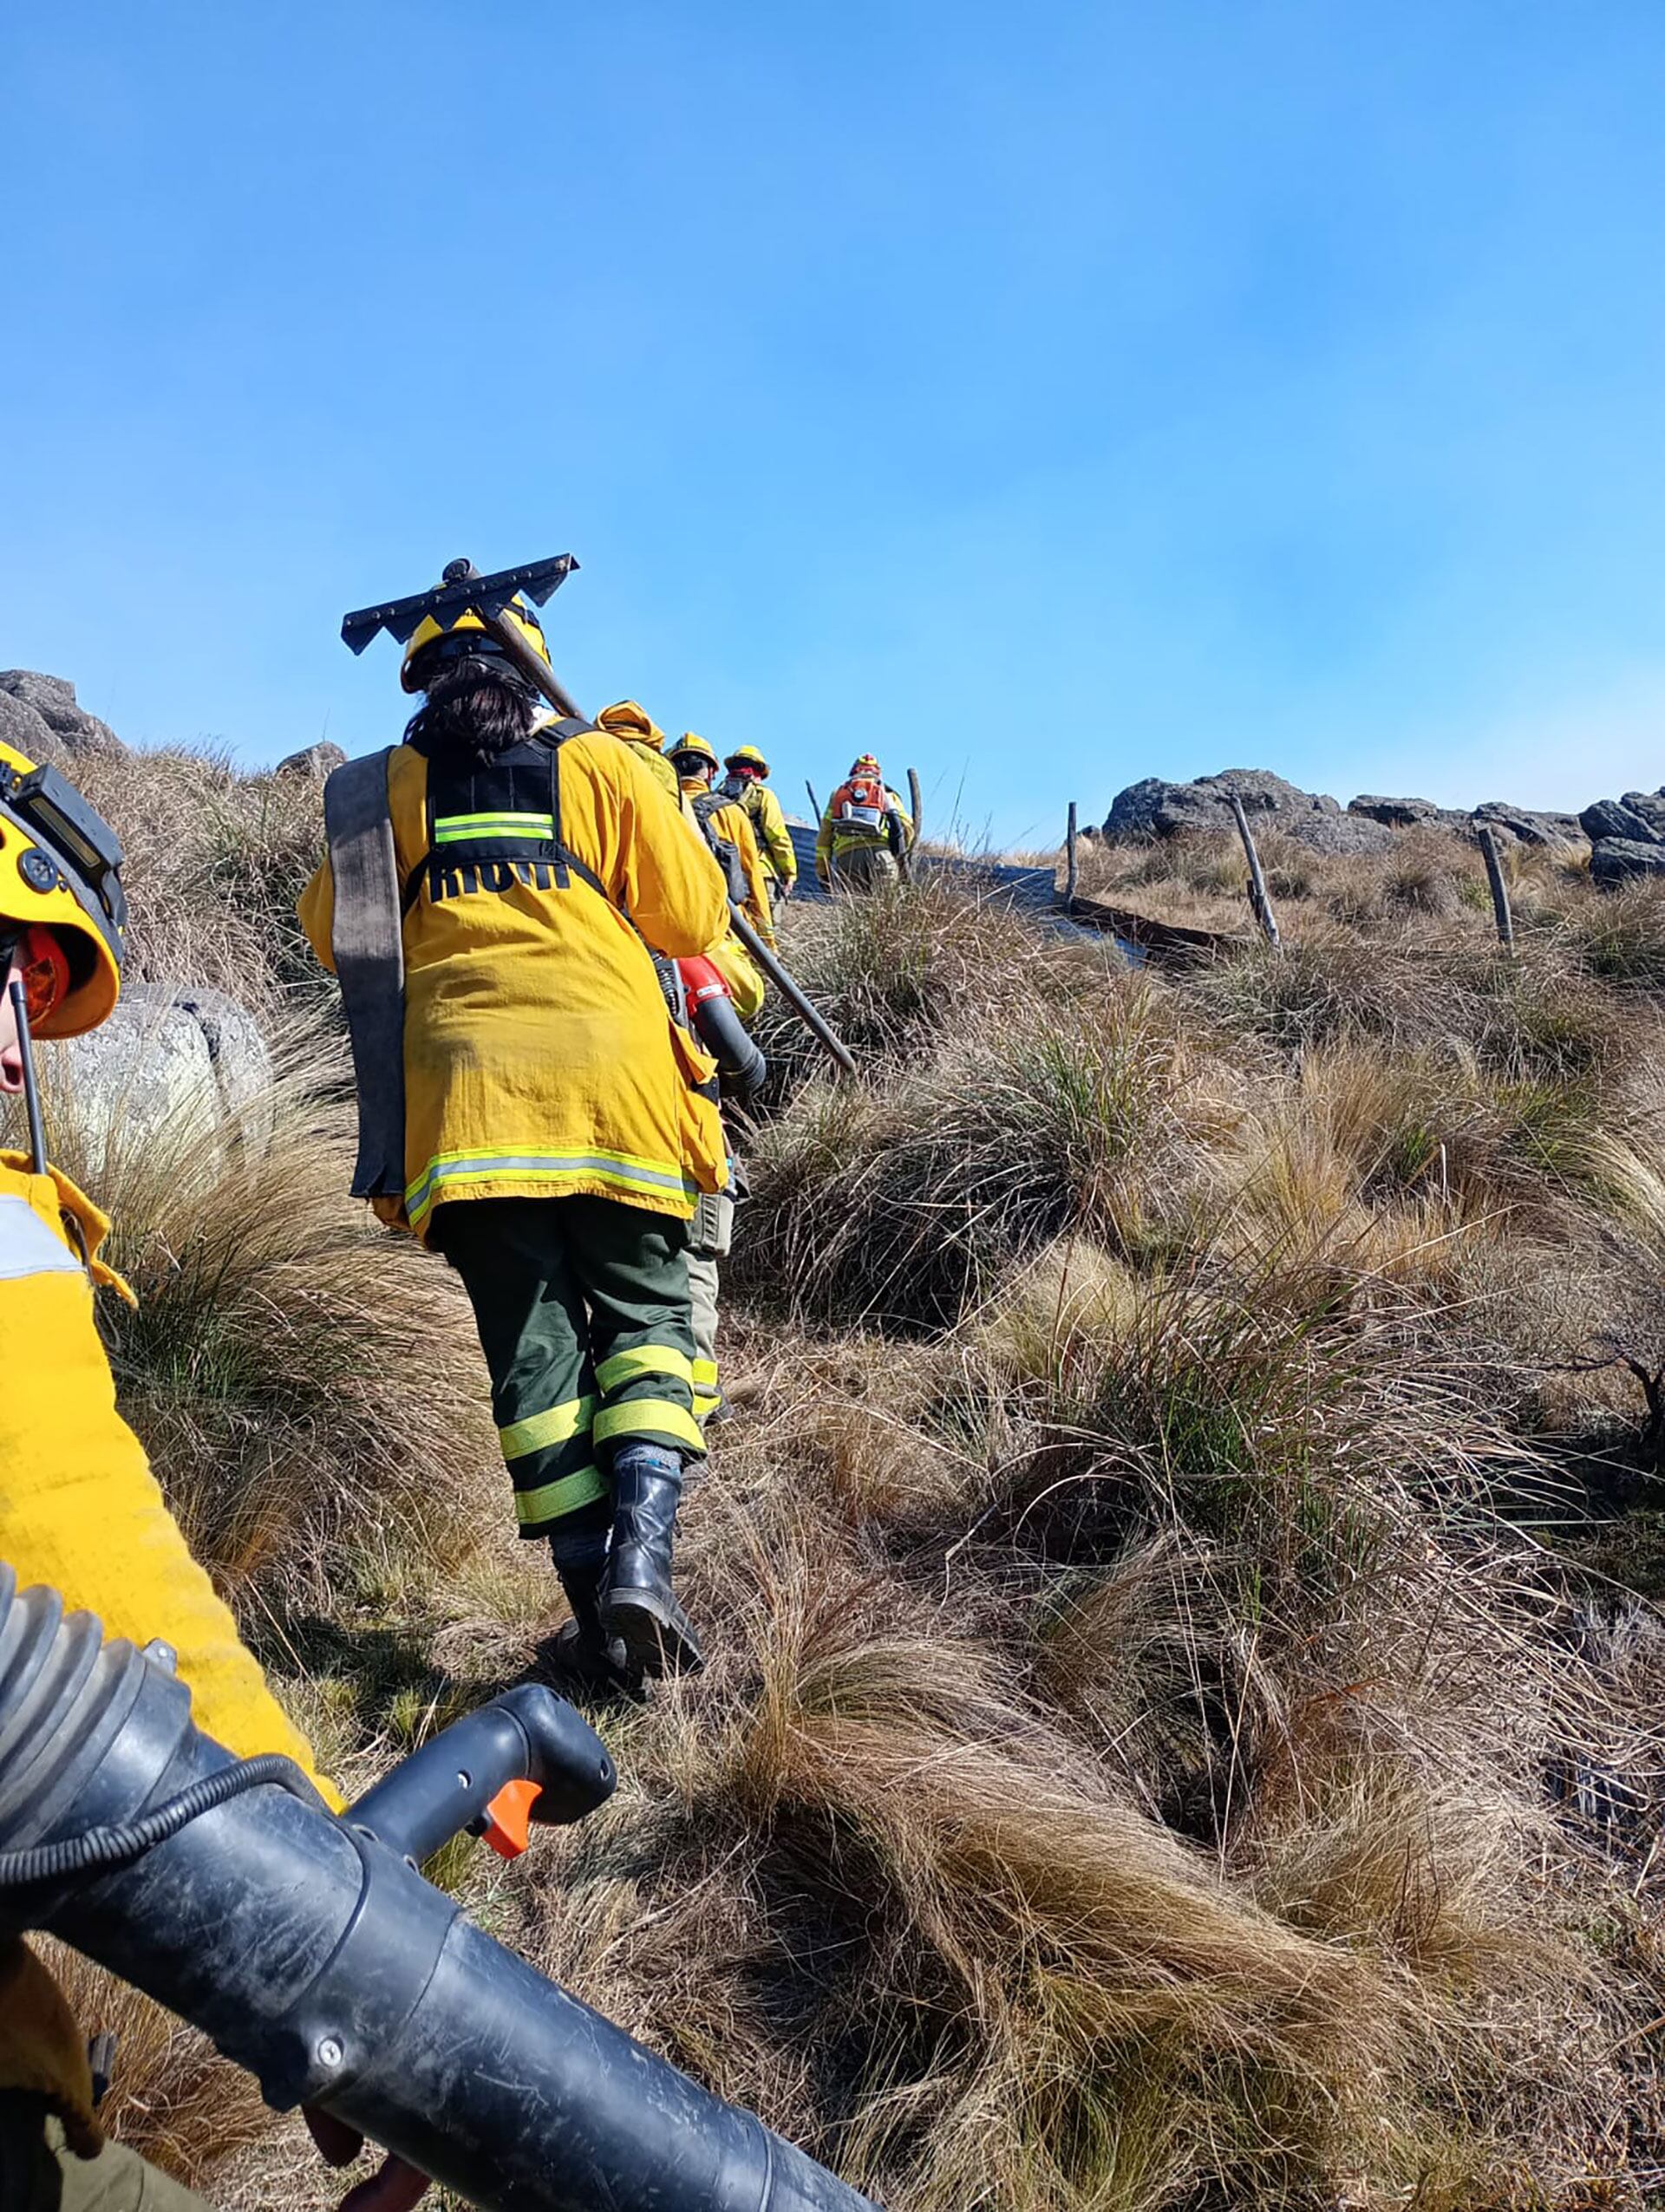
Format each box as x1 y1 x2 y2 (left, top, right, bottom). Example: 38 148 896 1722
22 749 1665 2206
69 741 336 1018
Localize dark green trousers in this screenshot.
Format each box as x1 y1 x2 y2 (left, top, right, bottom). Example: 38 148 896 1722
434 1195 702 1540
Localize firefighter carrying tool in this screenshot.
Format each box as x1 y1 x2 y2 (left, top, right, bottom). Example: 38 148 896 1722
337 558 854 1075
306 560 726 1682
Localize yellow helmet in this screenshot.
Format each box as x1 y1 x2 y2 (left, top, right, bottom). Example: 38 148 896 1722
723 745 770 778
0 741 126 1037
597 699 668 748
671 732 721 775
400 593 552 695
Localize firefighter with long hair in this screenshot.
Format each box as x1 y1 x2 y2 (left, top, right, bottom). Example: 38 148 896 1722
300 599 729 1682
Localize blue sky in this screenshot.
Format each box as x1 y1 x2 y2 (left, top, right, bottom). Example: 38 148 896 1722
3 2 1662 846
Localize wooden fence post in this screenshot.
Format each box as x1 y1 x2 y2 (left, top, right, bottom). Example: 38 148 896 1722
1061 800 1079 912
1229 792 1280 949
1477 825 1515 953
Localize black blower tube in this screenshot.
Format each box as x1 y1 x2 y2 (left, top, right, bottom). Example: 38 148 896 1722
690 986 768 1103
0 1569 878 2212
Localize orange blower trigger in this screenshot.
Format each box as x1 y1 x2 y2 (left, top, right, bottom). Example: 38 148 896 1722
481 1777 541 1860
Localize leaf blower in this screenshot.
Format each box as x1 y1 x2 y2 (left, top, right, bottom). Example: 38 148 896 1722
0 1568 878 2212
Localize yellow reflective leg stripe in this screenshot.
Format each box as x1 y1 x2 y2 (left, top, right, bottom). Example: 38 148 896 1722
595 1345 694 1393
513 1465 608 1528
593 1398 706 1453
498 1394 595 1463
690 1357 719 1388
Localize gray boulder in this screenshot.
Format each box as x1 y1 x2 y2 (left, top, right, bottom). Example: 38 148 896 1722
1347 794 1470 831
1581 798 1653 844
0 688 64 767
1590 838 1665 889
1580 791 1665 845
57 984 272 1162
1471 800 1586 848
276 741 348 780
0 671 122 756
1104 769 1395 854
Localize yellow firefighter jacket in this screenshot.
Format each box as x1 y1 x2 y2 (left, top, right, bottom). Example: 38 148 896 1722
299 725 731 1241
682 786 777 951
728 779 797 890
0 1152 335 2149
594 707 766 1016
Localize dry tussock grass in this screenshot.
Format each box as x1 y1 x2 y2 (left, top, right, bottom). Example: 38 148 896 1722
69 741 334 1017
26 749 1665 2205
18 1027 497 1619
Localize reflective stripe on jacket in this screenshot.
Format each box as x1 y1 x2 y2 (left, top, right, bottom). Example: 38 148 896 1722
299 726 731 1238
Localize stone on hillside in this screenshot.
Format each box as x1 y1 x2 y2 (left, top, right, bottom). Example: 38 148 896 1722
1590 838 1665 888
58 984 273 1161
1581 791 1665 845
276 741 348 780
1471 800 1586 847
1581 798 1652 844
0 688 64 767
1347 794 1462 829
1623 789 1665 834
0 671 123 756
1104 769 1395 854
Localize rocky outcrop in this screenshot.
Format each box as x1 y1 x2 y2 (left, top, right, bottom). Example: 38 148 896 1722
1580 793 1665 845
1347 794 1464 831
1471 800 1585 847
1577 788 1665 889
1102 768 1602 857
1104 771 1396 855
276 741 348 780
0 671 122 758
60 984 273 1160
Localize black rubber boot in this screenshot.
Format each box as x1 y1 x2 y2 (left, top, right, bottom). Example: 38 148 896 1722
602 1445 705 1678
548 1514 635 1691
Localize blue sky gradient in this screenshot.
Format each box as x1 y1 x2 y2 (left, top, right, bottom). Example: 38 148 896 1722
3 3 1662 845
